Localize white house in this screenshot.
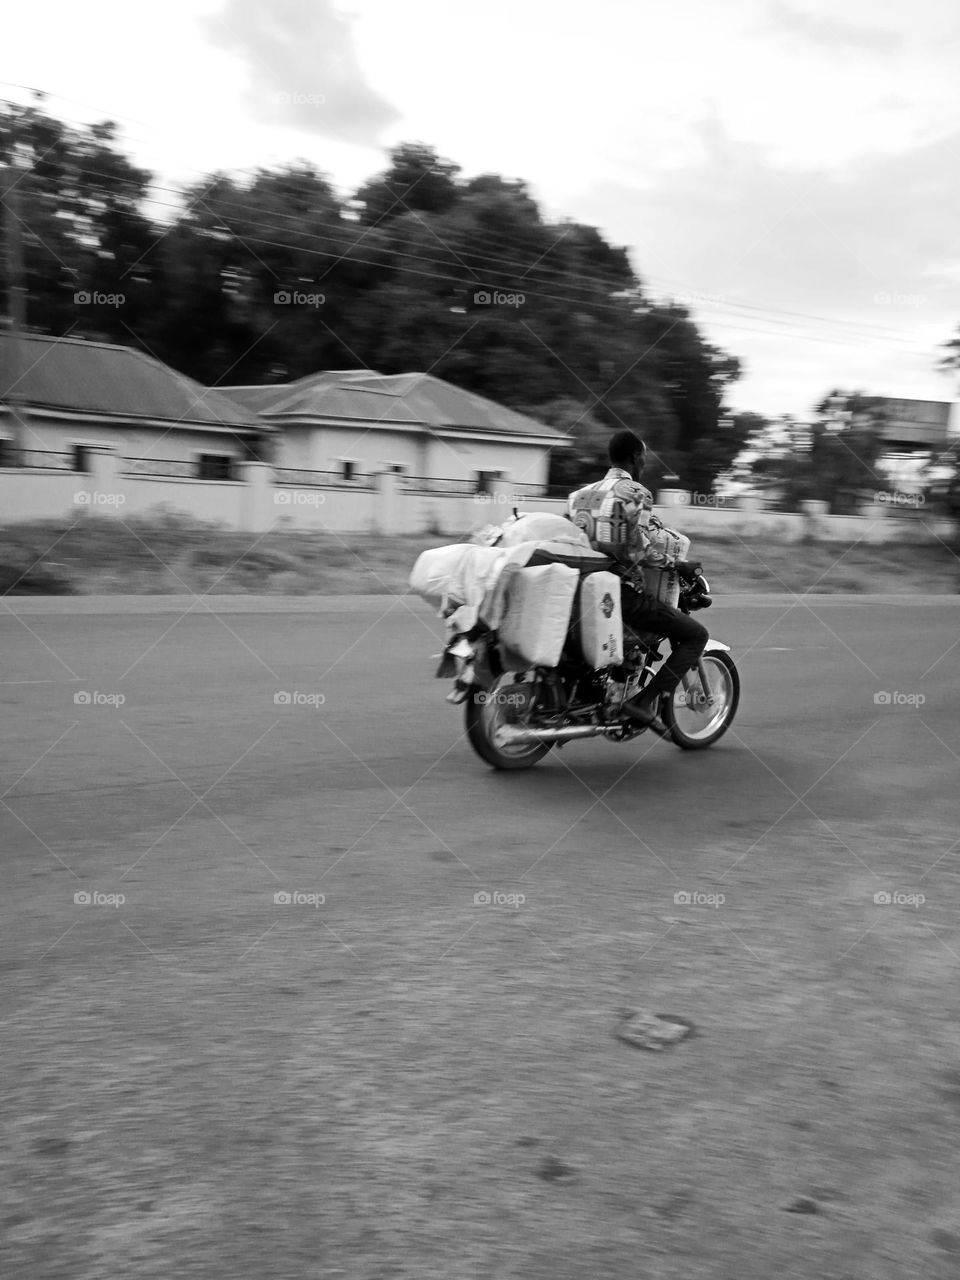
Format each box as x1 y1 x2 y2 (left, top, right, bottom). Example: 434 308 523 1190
0 331 271 478
218 369 567 494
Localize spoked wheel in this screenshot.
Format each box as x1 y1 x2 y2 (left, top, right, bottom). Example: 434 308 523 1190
662 650 740 749
465 674 553 771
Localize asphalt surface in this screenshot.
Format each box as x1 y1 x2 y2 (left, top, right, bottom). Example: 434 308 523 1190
3 593 958 947
3 594 960 1280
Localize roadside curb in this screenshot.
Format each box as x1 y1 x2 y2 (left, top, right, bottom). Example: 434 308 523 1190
2 591 958 616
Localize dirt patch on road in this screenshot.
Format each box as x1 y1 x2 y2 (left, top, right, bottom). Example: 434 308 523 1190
4 820 960 1279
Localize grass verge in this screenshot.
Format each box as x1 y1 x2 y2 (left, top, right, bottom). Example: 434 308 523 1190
1 513 957 596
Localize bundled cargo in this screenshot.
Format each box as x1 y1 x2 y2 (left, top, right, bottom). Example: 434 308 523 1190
497 562 579 668
409 544 509 633
577 571 624 669
492 511 591 550
641 524 690 607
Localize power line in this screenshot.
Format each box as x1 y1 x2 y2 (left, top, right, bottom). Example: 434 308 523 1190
3 90 949 361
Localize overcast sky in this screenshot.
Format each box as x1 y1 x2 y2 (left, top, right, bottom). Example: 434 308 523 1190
4 0 960 420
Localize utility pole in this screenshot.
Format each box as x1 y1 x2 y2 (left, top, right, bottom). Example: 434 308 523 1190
2 150 30 458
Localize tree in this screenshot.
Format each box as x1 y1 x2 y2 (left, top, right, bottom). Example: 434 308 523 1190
938 327 960 383
742 391 892 513
0 101 157 342
1 101 747 493
354 142 461 226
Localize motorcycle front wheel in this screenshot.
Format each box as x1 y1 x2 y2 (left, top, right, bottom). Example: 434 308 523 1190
465 674 554 771
662 651 740 750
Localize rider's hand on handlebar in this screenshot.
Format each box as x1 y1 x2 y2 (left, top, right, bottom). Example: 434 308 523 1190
675 560 703 584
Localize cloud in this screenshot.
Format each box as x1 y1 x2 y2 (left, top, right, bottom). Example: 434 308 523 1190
572 120 960 413
763 2 901 55
206 0 400 146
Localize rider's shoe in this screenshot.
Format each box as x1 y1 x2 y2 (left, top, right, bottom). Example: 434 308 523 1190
621 696 668 736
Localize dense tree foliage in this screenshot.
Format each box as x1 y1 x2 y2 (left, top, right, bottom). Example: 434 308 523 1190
741 391 894 514
1 102 748 488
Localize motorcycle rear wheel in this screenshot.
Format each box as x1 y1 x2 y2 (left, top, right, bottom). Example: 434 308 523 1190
465 675 554 771
662 650 740 749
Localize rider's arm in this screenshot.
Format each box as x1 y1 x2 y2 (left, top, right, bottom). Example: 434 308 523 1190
612 478 676 571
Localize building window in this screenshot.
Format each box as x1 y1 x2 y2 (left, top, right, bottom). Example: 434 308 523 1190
341 459 357 482
73 445 91 473
475 470 500 495
197 454 234 481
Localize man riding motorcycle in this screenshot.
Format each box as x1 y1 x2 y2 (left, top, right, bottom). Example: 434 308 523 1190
567 430 708 735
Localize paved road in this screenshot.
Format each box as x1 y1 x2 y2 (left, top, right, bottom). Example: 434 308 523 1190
3 594 958 942
4 594 960 1280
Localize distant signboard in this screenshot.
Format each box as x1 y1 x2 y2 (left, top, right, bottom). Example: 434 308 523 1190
860 397 953 450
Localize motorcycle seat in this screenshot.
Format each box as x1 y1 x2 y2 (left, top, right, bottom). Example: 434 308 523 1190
524 547 614 575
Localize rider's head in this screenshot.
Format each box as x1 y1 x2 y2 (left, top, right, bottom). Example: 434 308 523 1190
609 430 646 482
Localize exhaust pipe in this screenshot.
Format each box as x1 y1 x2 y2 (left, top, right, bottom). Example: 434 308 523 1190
496 723 619 746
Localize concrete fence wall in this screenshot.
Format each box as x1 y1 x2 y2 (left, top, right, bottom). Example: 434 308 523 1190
0 448 955 545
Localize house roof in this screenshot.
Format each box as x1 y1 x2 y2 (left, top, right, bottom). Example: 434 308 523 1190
0 332 267 433
219 370 566 441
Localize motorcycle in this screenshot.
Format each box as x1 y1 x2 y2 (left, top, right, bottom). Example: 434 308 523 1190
433 562 740 771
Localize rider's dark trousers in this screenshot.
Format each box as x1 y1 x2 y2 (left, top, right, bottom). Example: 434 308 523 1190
621 585 708 702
